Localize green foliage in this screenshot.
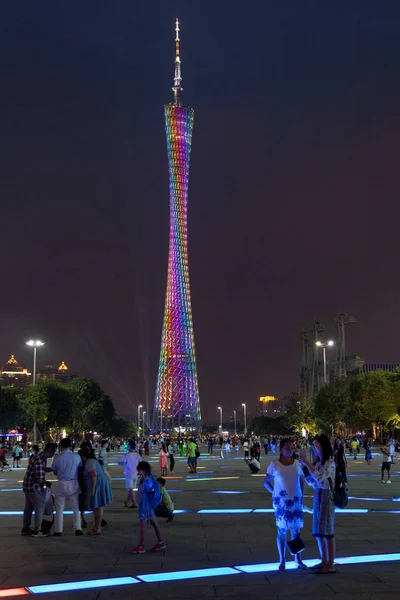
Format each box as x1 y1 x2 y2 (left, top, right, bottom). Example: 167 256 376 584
314 378 351 433
106 417 137 439
349 370 398 428
284 393 317 434
311 370 400 434
68 379 116 435
248 415 291 436
1 377 120 440
0 386 22 432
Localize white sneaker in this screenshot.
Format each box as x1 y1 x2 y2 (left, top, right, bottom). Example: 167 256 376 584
31 531 48 538
387 480 392 484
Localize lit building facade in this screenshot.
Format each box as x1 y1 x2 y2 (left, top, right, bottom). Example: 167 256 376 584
154 20 201 432
257 396 285 418
37 361 77 383
0 355 31 388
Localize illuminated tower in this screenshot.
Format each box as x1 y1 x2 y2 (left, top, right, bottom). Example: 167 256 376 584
154 19 201 432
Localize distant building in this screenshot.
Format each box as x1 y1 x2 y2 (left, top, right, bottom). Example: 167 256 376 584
352 363 400 376
37 361 77 383
257 396 285 418
0 355 31 388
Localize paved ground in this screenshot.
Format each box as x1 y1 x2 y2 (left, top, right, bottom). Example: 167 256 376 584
0 448 399 599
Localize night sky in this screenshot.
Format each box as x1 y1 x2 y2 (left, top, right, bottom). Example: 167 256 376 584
1 2 400 423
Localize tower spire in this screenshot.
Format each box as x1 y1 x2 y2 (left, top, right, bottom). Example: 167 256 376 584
173 17 183 105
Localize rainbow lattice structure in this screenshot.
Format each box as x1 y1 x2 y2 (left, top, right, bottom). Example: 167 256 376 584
153 20 201 432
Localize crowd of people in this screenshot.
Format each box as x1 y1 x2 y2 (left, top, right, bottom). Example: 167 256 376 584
3 429 397 566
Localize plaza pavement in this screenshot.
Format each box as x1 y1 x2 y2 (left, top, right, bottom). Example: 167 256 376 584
0 448 399 599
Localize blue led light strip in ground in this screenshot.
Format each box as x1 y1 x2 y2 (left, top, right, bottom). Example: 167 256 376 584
3 552 400 594
198 509 253 514
27 577 138 594
137 566 239 583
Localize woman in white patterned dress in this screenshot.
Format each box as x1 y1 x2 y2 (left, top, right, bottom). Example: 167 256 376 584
264 438 307 571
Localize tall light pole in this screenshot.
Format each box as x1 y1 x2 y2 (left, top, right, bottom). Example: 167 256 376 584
242 403 247 436
26 340 44 444
137 405 142 438
218 406 222 434
142 411 147 434
316 340 334 384
233 410 237 435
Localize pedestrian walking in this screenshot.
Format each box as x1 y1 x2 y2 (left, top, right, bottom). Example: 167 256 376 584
167 440 175 472
51 437 83 536
121 440 141 508
299 434 336 574
264 439 307 571
159 443 168 476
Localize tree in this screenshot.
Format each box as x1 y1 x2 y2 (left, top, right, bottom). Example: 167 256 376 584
313 377 351 434
20 380 72 440
247 415 291 436
350 370 398 437
284 393 317 434
106 417 137 439
68 379 116 436
0 386 21 432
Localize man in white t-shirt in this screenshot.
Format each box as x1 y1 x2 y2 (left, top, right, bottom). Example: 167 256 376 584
121 441 141 507
380 440 392 484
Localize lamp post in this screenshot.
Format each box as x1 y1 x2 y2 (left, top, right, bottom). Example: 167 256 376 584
218 406 222 434
242 403 247 435
316 340 334 384
137 405 142 438
26 340 44 443
233 410 237 435
142 411 146 434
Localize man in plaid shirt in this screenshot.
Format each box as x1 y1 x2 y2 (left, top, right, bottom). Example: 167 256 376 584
22 443 56 537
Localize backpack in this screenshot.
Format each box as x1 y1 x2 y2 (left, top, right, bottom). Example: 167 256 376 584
330 472 348 509
146 477 162 510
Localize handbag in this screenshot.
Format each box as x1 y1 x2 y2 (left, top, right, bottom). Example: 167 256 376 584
329 473 348 509
287 535 305 555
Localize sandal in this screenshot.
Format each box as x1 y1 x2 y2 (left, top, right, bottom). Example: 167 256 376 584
87 528 101 536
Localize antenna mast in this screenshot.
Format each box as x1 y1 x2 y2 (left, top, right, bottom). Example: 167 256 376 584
172 18 183 105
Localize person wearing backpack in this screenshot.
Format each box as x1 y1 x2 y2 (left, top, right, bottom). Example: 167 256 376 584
131 461 165 554
299 434 336 574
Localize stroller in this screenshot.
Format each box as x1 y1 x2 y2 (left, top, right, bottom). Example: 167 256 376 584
41 487 55 535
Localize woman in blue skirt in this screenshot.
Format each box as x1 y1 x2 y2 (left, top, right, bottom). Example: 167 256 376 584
79 446 113 535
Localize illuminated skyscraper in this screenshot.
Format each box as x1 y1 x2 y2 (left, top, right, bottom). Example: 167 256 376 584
154 19 201 431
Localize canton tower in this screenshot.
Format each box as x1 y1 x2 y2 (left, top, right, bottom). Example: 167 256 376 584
154 19 201 432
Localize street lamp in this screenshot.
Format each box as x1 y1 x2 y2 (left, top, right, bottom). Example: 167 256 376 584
142 411 146 434
242 403 247 435
316 340 334 384
137 405 142 438
233 410 237 436
218 406 222 433
26 340 44 385
26 340 44 444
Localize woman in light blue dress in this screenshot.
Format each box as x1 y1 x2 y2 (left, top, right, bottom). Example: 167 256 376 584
80 446 113 535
